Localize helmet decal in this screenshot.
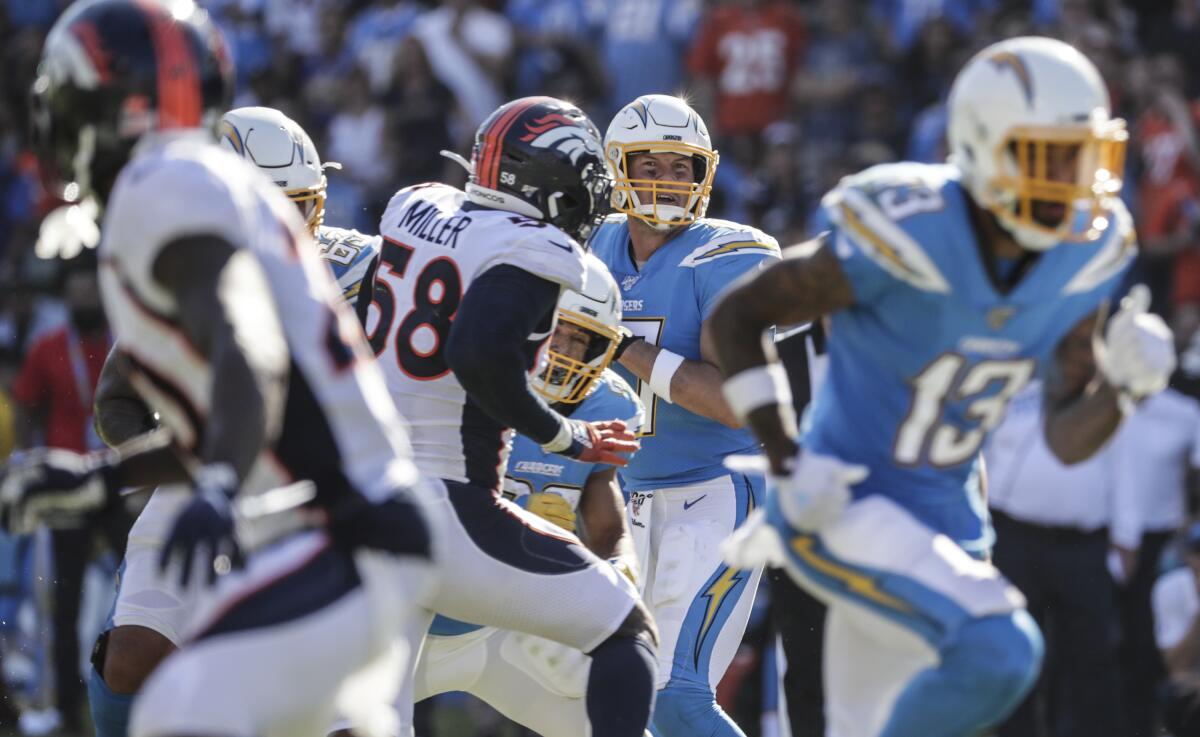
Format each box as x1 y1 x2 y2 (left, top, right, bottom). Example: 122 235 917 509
519 114 604 166
987 52 1034 107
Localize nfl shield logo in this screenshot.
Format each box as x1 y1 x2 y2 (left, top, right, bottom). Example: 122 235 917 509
621 274 640 291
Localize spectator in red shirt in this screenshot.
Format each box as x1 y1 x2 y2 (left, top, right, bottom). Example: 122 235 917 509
11 256 127 735
688 0 806 144
1130 55 1200 341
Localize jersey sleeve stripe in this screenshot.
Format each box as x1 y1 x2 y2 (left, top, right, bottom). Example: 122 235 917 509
678 240 780 267
828 188 952 294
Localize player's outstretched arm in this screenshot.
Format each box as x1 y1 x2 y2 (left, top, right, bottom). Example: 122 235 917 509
706 235 855 474
1042 311 1122 464
154 235 288 482
151 235 289 584
446 265 638 466
94 344 156 448
579 466 639 584
1044 287 1175 464
615 331 742 428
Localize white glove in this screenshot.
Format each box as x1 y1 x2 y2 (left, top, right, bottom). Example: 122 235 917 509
775 448 868 532
1095 285 1175 404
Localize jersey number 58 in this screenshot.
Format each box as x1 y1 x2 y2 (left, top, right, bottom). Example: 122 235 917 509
367 237 463 380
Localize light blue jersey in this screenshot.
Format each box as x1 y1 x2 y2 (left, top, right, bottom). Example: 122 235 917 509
429 370 643 637
590 215 780 491
808 162 1135 552
316 225 380 308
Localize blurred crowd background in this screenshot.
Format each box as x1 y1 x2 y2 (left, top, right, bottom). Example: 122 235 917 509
5 0 1200 735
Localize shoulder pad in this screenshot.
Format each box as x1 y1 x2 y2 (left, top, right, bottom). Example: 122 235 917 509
479 222 587 292
677 219 781 268
821 163 954 294
1061 199 1137 296
582 370 645 431
317 226 382 302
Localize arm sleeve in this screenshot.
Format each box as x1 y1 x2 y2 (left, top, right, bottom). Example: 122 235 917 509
445 264 565 445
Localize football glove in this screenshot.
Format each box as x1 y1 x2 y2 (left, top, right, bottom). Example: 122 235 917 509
774 447 867 533
542 418 639 467
159 464 244 587
1096 284 1175 406
518 492 577 532
0 449 119 535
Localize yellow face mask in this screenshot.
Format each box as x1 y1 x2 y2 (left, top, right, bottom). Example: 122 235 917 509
607 141 718 228
988 117 1127 242
287 181 327 238
534 310 620 405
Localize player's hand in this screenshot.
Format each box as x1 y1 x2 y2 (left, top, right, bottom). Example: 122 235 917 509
0 449 119 535
543 419 639 466
775 448 867 532
1096 285 1175 403
159 464 244 587
519 492 577 532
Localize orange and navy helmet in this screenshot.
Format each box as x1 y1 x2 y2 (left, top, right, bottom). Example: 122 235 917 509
31 0 233 204
464 96 613 243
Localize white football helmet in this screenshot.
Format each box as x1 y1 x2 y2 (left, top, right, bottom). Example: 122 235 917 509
218 106 340 236
605 95 718 230
947 36 1127 251
532 253 622 405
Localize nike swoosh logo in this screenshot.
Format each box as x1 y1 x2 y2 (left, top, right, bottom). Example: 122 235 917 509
683 495 706 511
548 240 573 252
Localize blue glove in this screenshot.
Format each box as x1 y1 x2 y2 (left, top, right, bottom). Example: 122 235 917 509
159 464 245 587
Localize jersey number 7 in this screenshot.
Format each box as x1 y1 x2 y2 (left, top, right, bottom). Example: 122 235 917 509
367 237 463 381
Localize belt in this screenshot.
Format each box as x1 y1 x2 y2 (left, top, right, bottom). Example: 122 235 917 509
991 509 1108 544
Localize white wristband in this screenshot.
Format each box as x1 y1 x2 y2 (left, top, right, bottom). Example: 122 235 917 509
722 364 792 422
542 417 574 453
649 349 685 403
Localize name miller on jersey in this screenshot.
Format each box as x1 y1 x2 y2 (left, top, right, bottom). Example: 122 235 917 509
398 198 473 248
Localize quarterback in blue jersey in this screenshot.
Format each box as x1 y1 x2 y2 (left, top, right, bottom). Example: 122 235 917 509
409 255 647 736
709 37 1176 737
591 94 779 737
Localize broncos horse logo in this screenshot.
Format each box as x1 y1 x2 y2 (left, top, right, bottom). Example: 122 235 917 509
519 114 604 166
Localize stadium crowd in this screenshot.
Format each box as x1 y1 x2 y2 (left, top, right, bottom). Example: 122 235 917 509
3 0 1200 735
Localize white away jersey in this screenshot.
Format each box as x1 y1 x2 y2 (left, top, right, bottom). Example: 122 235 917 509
99 135 416 501
372 182 587 488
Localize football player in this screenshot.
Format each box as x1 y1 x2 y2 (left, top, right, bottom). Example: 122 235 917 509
409 253 645 736
77 104 388 737
708 36 1175 737
362 96 657 737
218 106 380 324
589 94 779 737
2 3 432 737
